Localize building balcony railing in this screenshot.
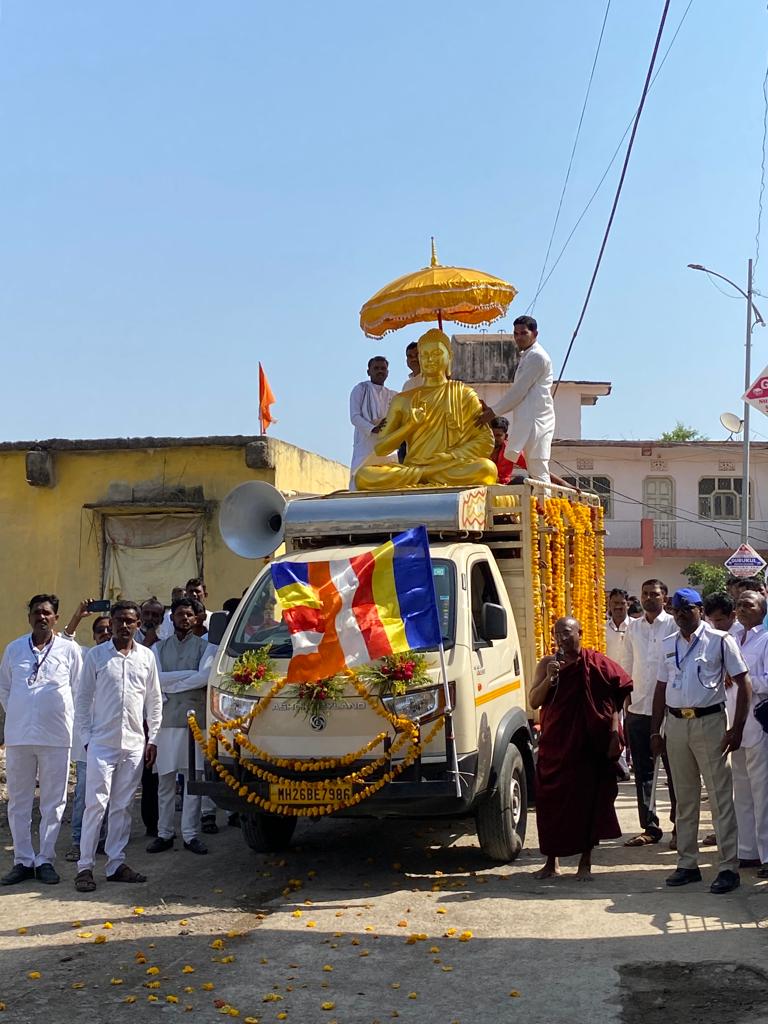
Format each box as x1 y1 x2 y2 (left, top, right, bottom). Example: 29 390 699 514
605 517 768 556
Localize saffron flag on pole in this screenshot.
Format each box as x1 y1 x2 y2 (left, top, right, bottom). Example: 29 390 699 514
271 525 442 682
259 362 277 434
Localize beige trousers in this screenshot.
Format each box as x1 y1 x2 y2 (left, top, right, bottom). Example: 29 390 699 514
665 710 738 873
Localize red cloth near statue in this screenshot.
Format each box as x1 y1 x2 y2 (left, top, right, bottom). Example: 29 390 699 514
535 648 632 857
491 448 527 484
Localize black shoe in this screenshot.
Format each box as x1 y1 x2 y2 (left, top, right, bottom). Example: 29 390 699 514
710 870 740 894
739 858 761 869
35 863 60 885
183 838 208 856
666 867 703 887
146 836 175 854
201 815 219 835
1 863 35 886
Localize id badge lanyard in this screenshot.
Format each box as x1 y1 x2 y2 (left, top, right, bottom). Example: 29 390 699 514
671 633 701 691
27 636 54 686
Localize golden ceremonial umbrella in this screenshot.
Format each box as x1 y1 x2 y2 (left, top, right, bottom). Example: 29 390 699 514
359 239 517 339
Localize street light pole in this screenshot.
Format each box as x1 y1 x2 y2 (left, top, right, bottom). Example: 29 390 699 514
743 259 753 544
687 261 765 544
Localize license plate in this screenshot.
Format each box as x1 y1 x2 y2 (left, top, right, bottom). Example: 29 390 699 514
268 781 354 805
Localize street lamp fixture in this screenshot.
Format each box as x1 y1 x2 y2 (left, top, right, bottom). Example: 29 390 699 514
688 261 765 544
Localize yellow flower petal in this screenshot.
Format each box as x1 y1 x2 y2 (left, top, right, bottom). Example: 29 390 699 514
71 982 85 990
110 978 124 985
306 921 317 929
391 982 400 989
277 1015 288 1022
429 946 440 953
396 920 408 928
146 967 160 975
71 920 82 927
122 996 137 1004
184 986 195 993
166 995 179 1004
441 965 453 972
102 921 113 929
321 1003 335 1011
179 919 189 926
182 965 195 974
210 938 225 949
509 991 521 997
322 965 333 972
458 930 473 942
27 972 41 980
17 927 28 935
145 982 160 990
133 907 145 915
94 935 107 944
444 928 457 937
291 910 302 919
201 982 215 991
436 907 447 914
245 1019 259 1024
408 992 418 1000
147 995 158 1003
77 932 93 939
359 950 370 957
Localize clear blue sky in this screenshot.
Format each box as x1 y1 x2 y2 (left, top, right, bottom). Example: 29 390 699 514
1 1 766 462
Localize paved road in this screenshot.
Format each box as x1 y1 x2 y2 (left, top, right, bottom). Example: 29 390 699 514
1 782 767 1023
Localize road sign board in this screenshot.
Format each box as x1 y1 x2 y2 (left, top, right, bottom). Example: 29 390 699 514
724 543 767 578
743 364 768 418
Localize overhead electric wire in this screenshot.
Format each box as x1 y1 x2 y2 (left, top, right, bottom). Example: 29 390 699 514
529 0 612 316
525 0 695 315
552 456 768 545
553 0 672 394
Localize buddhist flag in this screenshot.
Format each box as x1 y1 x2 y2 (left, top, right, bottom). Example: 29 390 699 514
271 526 442 682
259 362 277 434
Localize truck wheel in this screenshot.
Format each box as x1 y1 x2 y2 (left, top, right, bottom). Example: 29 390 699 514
241 813 297 853
476 743 527 862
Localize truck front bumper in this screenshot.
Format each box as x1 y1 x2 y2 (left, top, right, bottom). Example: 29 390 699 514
187 752 480 819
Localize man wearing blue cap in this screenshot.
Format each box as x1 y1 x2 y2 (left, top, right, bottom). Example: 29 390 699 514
651 587 751 894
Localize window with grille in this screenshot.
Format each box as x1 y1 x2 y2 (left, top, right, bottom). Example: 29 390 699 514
698 477 751 520
562 475 612 518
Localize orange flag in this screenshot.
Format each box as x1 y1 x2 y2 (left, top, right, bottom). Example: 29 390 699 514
259 362 277 434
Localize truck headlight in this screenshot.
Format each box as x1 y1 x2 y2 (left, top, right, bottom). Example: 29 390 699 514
211 688 259 723
381 685 445 724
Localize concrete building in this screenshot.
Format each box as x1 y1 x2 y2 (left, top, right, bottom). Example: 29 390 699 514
451 332 767 596
0 434 348 648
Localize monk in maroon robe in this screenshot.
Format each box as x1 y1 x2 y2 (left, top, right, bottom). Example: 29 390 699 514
530 616 633 879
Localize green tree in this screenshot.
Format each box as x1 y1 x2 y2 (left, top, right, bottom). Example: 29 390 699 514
659 422 707 442
682 561 728 596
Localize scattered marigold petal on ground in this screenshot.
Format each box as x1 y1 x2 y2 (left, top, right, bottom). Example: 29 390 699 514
122 996 137 1004
110 978 124 985
182 965 195 973
509 991 521 997
27 972 41 980
322 965 333 972
201 982 215 991
146 967 160 975
94 935 107 944
17 927 28 935
321 1003 335 1011
166 995 179 1003
102 922 113 929
211 939 225 949
133 907 145 915
71 982 85 989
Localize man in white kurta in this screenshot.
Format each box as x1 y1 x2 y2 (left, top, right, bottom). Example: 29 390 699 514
480 315 555 482
0 594 82 886
148 598 213 855
349 355 397 487
74 601 162 890
729 591 768 869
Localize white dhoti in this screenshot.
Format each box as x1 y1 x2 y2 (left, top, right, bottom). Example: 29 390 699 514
77 744 144 876
731 735 768 862
6 744 70 867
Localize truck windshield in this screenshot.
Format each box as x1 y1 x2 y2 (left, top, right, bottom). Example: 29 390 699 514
228 559 456 657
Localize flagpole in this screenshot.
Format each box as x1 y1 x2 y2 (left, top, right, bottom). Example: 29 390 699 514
437 642 462 798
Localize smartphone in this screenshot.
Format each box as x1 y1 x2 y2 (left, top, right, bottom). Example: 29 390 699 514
87 599 111 613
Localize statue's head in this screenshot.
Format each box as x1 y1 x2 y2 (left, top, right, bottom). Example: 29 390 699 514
418 329 452 379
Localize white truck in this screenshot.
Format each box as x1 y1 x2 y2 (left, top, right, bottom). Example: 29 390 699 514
190 481 605 862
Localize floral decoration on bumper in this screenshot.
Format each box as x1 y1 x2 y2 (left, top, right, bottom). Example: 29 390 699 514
361 652 431 696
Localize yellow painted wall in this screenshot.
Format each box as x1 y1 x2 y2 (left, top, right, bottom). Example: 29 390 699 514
0 437 349 648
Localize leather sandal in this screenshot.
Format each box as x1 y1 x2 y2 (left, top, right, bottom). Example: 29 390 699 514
74 869 97 892
107 864 147 883
624 833 660 847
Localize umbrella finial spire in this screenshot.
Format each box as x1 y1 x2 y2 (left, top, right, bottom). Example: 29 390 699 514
430 236 439 267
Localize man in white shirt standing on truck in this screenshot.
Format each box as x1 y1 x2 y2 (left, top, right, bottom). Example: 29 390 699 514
477 315 555 483
0 594 82 886
349 355 397 487
73 600 162 892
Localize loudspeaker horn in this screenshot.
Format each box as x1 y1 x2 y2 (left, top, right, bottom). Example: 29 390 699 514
219 481 287 559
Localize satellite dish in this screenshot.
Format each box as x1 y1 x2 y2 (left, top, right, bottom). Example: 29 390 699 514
719 412 743 436
219 481 287 559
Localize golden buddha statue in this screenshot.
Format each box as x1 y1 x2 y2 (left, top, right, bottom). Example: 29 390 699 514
355 329 498 490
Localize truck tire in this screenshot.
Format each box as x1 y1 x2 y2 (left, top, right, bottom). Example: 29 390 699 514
241 813 297 853
476 743 527 862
